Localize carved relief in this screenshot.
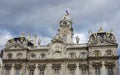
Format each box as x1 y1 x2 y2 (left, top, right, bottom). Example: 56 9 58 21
92 62 102 67
79 64 88 68
52 64 61 69
38 64 46 69
68 64 76 68
4 63 12 69
104 62 115 67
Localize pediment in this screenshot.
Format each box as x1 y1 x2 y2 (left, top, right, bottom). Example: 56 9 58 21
5 42 26 50
89 40 117 46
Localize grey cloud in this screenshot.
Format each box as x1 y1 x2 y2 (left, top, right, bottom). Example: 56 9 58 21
0 0 120 50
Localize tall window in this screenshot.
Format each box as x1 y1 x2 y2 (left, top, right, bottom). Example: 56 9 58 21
40 69 44 75
108 67 113 75
81 52 86 57
106 50 112 55
30 69 34 75
82 69 86 75
6 70 10 75
16 53 23 59
31 53 36 59
16 69 20 75
95 67 100 75
54 69 59 75
41 53 46 59
70 69 75 75
95 51 100 57
7 53 12 59
69 52 75 58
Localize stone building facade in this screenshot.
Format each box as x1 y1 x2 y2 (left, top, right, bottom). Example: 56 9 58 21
1 14 119 75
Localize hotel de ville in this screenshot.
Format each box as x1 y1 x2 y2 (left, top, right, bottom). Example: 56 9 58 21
0 13 119 75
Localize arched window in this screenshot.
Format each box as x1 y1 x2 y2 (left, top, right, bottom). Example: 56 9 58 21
106 50 112 55
69 52 75 58
31 53 36 59
40 53 46 59
7 53 13 59
94 50 100 57
16 53 23 59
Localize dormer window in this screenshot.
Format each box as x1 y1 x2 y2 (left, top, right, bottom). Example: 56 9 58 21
106 50 112 55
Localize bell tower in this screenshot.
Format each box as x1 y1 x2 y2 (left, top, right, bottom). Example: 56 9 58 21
57 11 74 44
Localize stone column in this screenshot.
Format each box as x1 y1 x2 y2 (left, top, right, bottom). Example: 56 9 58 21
11 64 15 75
34 64 39 75
79 68 82 75
26 68 29 75
89 64 92 75
61 63 65 75
101 61 106 75
66 63 68 75
47 64 52 75
76 63 79 75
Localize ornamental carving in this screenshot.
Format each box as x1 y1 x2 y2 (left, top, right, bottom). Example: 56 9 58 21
27 64 36 69
68 64 76 68
52 64 61 68
104 62 115 67
4 63 12 69
14 63 22 69
79 64 88 68
92 62 102 67
38 64 46 69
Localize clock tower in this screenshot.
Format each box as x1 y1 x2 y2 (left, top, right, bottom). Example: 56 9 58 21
57 13 74 44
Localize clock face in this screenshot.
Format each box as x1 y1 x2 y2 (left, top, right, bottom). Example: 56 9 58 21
61 21 70 25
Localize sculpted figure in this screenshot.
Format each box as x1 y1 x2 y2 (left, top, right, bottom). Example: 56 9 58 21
76 36 80 44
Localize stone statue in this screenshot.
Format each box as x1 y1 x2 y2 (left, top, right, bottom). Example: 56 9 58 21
38 38 41 46
76 36 80 44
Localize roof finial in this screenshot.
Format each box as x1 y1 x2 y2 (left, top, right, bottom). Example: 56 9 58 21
98 26 103 33
66 10 69 15
21 32 25 37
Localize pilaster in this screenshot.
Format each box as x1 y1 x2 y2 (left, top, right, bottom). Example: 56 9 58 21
11 64 15 75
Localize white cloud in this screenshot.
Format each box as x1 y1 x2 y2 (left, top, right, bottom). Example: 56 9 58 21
0 30 13 49
73 33 87 44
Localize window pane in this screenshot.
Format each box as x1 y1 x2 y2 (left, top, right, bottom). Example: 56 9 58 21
70 69 74 75
95 67 100 75
16 70 20 75
30 70 34 75
82 69 86 75
40 69 44 75
108 67 113 75
54 69 59 75
6 70 10 75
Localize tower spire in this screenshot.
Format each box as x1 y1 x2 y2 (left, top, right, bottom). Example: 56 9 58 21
98 26 103 33
56 11 73 44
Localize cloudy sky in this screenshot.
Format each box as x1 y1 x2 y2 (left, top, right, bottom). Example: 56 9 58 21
0 0 120 52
